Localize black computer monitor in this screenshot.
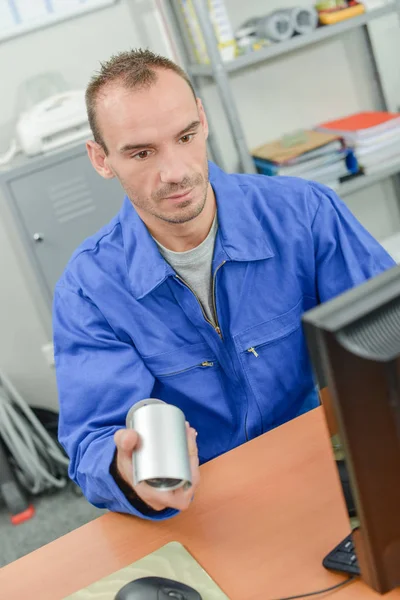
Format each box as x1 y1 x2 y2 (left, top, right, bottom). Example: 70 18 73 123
302 263 400 594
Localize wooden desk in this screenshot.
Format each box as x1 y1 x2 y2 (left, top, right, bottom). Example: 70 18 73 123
1 408 399 600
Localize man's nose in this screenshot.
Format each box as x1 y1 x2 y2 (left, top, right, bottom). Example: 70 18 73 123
159 150 187 184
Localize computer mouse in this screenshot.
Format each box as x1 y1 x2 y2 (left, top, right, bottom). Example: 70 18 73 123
114 576 202 600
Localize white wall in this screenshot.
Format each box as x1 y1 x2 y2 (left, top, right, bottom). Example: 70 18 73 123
0 0 399 410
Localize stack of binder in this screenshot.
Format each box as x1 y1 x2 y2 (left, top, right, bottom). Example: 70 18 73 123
252 130 357 188
317 111 400 176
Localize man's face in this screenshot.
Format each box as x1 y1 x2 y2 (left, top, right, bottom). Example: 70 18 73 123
90 70 210 225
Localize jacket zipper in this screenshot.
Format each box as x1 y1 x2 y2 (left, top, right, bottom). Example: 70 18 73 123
247 340 272 357
176 260 226 338
247 347 259 358
211 261 226 337
159 361 214 378
176 261 252 438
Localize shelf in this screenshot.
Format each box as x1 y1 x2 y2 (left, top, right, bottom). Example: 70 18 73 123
189 2 399 77
339 161 400 196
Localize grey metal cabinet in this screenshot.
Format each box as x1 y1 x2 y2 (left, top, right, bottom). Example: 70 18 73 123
0 141 124 326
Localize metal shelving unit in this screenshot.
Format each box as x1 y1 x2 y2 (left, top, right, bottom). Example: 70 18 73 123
340 159 400 196
164 0 400 194
189 3 398 76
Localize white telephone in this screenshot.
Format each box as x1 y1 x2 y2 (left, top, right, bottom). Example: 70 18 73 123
0 90 90 165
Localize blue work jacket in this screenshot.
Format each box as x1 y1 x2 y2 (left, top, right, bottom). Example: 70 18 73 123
53 162 395 520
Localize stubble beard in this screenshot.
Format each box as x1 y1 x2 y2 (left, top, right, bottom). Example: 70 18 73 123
122 161 209 225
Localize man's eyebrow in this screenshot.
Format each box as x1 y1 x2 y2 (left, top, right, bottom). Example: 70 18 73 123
177 120 201 138
119 141 152 154
119 120 201 154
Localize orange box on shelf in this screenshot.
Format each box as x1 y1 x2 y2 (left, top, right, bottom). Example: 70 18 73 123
318 3 365 25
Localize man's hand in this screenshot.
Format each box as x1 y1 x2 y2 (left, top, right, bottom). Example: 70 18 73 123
113 422 200 512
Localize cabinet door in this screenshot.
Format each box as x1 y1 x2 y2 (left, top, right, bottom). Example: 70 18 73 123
9 151 124 300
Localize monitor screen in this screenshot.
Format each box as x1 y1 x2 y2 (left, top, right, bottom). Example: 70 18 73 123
302 263 400 593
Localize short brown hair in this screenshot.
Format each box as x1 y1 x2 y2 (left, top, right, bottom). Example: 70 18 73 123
85 48 196 152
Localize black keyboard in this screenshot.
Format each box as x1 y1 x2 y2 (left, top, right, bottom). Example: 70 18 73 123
323 534 360 576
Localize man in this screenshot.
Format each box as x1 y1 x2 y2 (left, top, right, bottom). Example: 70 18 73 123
53 49 395 521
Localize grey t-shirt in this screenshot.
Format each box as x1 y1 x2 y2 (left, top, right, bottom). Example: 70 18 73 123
154 216 218 326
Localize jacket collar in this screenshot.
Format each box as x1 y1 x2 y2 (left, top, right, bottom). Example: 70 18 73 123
119 161 274 299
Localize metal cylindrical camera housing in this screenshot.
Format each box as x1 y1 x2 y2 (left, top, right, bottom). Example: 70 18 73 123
126 399 192 491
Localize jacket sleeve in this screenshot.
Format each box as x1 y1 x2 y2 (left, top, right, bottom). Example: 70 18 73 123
309 182 396 302
53 285 178 521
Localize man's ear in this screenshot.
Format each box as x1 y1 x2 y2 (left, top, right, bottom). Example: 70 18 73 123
196 98 209 141
86 140 115 179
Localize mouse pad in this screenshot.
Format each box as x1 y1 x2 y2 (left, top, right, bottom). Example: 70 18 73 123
64 541 230 600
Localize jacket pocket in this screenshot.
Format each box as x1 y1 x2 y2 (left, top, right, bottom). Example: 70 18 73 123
144 342 237 462
235 298 315 430
157 361 215 378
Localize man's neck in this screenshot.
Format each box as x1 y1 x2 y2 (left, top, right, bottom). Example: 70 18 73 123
146 183 216 252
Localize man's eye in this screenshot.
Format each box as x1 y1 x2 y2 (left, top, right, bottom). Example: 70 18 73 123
134 150 150 160
180 134 194 144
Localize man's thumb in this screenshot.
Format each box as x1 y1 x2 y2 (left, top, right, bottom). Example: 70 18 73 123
114 428 139 454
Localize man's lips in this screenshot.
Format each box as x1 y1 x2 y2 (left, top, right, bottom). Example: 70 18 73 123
164 188 193 200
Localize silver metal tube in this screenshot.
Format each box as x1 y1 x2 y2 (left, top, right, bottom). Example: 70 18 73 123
126 399 192 492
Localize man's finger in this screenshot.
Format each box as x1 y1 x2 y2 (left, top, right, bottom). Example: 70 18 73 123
114 428 139 453
139 494 167 512
168 486 195 511
187 426 200 488
147 488 192 512
187 425 198 458
136 481 195 512
136 485 178 511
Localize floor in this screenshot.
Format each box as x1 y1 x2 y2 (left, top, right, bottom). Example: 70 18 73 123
0 482 107 569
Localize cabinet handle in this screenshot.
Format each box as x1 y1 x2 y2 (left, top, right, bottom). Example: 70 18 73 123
33 233 44 243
